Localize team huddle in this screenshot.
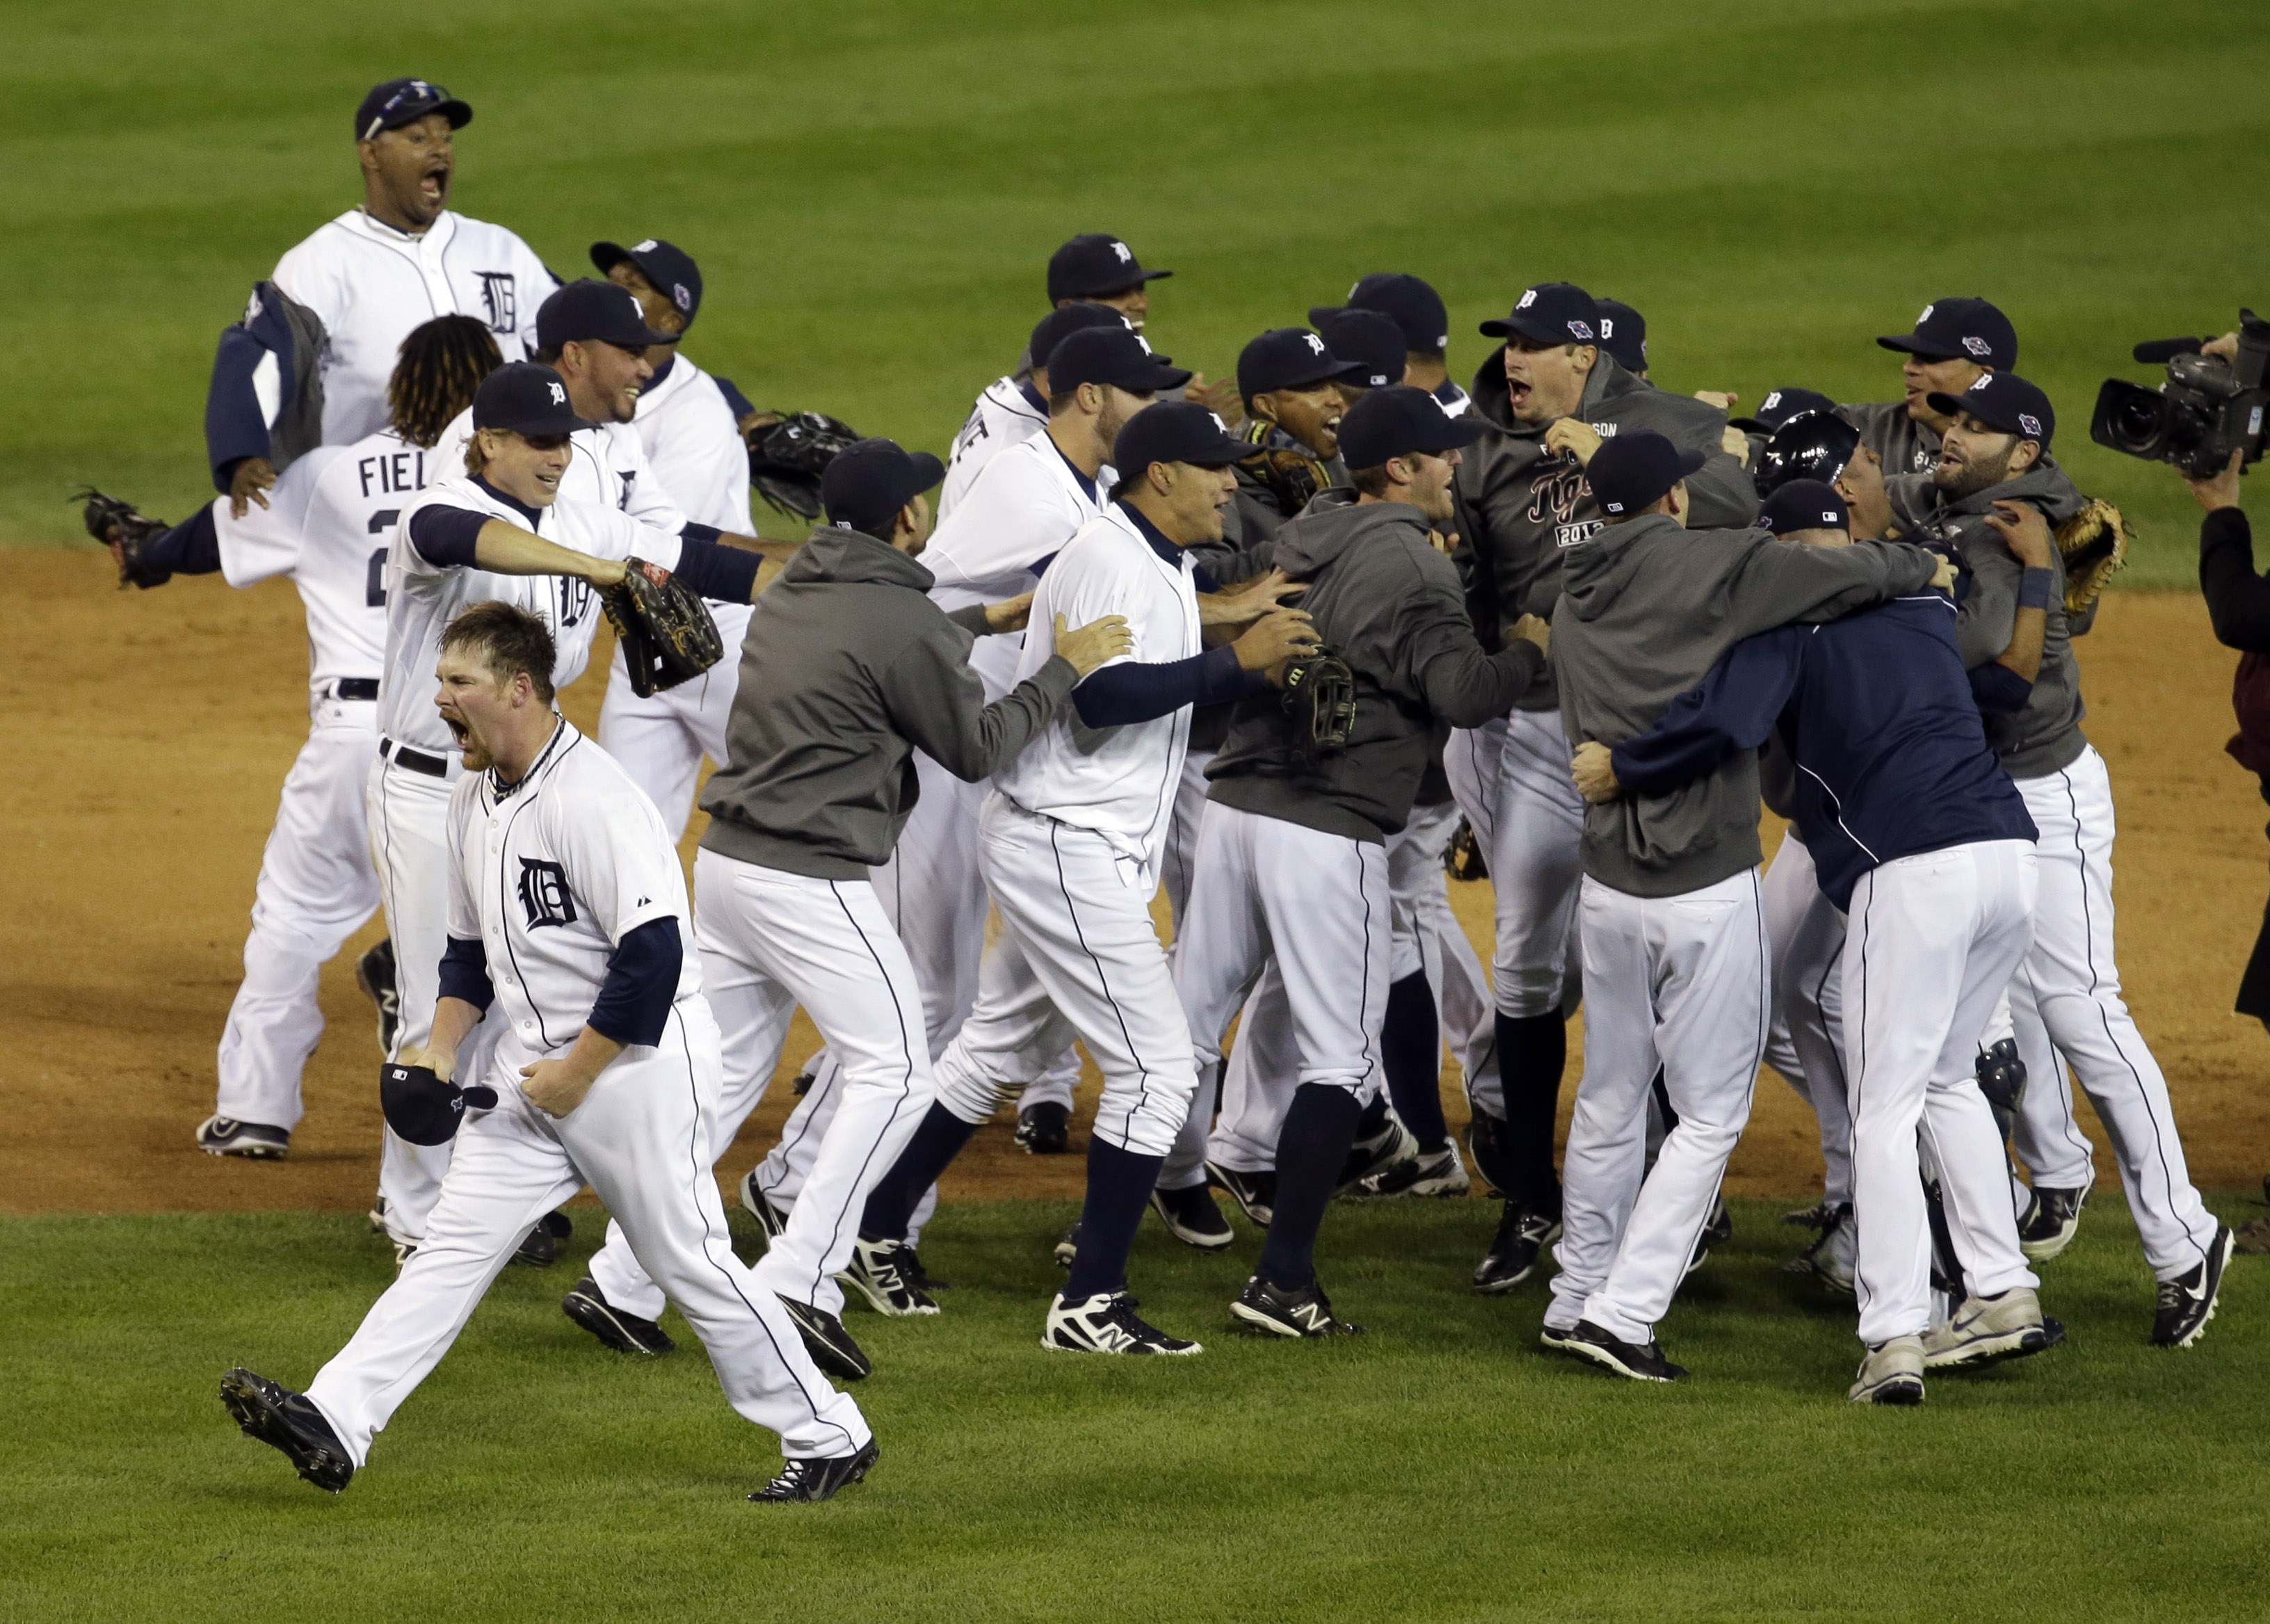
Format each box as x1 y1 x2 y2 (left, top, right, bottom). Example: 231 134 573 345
83 77 2238 1500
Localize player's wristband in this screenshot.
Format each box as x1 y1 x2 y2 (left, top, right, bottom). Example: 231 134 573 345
2018 568 2054 610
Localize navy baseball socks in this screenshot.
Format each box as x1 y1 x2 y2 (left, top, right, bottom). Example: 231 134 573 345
1380 972 1448 1151
1257 1084 1367 1291
1061 1139 1164 1304
1493 1008 1568 1217
857 1102 979 1241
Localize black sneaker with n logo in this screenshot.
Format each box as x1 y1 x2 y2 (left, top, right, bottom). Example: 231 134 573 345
1041 1291 1201 1355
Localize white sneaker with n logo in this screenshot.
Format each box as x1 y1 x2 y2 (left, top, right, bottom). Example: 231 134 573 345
1040 1291 1202 1356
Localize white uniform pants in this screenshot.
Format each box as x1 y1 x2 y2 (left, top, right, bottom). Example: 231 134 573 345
214 698 383 1131
1845 841 2041 1344
1444 709 1586 1019
595 639 739 843
590 854 935 1320
1548 869 1769 1342
305 1003 867 1466
1762 834 1853 1206
2006 747 2220 1278
367 753 501 1243
931 797 1198 1158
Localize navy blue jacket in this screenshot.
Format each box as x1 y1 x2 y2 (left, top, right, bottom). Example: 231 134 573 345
1609 590 2036 909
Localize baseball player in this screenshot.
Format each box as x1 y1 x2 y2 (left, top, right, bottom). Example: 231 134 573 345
84 316 502 1159
206 79 555 520
1225 328 1366 546
581 237 759 839
940 303 1130 519
1575 485 2060 1404
1842 298 2016 478
220 601 874 1503
1308 273 1468 417
369 360 767 1256
1319 310 1412 406
1593 299 1648 380
1174 387 1548 1335
1890 375 2235 1345
1448 282 1757 1294
848 403 1319 1353
565 442 1132 1376
1543 431 1944 1381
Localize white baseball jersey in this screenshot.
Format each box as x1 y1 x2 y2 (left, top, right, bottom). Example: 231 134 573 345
444 719 700 1054
924 431 1108 698
622 348 753 645
435 406 693 537
939 375 1048 519
271 209 556 448
991 504 1200 869
378 475 682 755
213 426 437 698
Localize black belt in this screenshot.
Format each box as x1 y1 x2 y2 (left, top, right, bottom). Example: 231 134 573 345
331 677 380 702
382 737 451 778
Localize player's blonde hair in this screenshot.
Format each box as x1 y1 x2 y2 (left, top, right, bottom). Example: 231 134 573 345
389 316 503 450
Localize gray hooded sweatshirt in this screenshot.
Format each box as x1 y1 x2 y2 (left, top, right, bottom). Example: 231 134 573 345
1842 399 1944 479
1888 457 2092 779
699 525 1077 880
1454 348 1760 712
1552 515 1942 898
1207 492 1544 842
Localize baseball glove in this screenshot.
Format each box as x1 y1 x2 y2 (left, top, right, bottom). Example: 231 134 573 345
2054 497 2134 616
1444 817 1489 883
1279 645 1357 769
747 411 862 519
1239 442 1326 518
77 486 172 590
603 557 725 698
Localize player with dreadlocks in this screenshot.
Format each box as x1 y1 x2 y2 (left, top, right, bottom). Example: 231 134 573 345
81 315 504 1165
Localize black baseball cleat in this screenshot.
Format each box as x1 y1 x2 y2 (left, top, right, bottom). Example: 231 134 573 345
1015 1100 1071 1155
354 939 401 1057
2152 1226 2235 1349
839 1237 941 1317
562 1276 677 1355
750 1438 879 1503
1150 1182 1235 1251
195 1115 290 1159
738 1168 789 1244
1474 1205 1560 1294
220 1367 354 1493
1230 1273 1363 1338
1042 1290 1202 1355
541 1209 574 1240
1206 1160 1277 1228
779 1297 872 1381
1543 1319 1688 1383
2017 1184 2088 1262
1335 1111 1419 1194
78 486 174 589
512 1223 557 1268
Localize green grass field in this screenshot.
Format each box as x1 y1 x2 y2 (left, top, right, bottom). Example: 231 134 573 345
10 0 2270 581
3 1197 2262 1623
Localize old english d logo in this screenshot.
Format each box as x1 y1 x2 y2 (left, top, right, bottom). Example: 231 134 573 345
518 858 576 928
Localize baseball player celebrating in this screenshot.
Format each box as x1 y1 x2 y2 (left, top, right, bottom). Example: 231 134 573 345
1891 375 2235 1344
206 79 554 520
1577 481 2061 1404
567 442 1132 1376
1310 273 1468 417
1842 298 2017 478
85 316 502 1159
941 303 1130 518
1174 387 1548 1335
849 403 1319 1353
1543 432 1945 1381
370 361 767 1255
220 601 874 1503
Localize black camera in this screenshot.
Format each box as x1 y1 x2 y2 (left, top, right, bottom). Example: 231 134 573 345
2089 309 2270 476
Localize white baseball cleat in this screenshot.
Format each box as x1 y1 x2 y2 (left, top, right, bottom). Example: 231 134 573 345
1849 1335 1926 1405
1040 1291 1201 1355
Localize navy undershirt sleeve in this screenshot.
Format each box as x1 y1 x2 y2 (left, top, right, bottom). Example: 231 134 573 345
588 917 682 1048
1072 644 1263 728
437 935 495 1012
408 505 489 569
144 504 223 577
668 536 760 604
712 376 756 420
1967 663 2034 715
679 522 723 545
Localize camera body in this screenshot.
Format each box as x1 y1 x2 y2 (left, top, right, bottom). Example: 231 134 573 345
2089 309 2270 476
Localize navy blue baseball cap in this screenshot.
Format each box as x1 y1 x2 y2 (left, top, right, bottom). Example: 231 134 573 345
1047 326 1191 395
380 1063 497 1147
1730 387 1841 434
1878 297 2018 368
472 362 597 436
1047 234 1172 303
536 279 682 353
1319 310 1409 392
1029 303 1129 372
822 438 946 538
1595 298 1648 373
590 239 703 329
1587 432 1708 518
1337 385 1486 469
356 78 472 141
1237 328 1370 401
1928 371 2055 447
1310 273 1451 355
1760 479 1851 537
1481 282 1602 348
1113 401 1250 479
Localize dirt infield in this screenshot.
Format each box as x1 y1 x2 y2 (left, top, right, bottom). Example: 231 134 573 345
5 547 2266 1216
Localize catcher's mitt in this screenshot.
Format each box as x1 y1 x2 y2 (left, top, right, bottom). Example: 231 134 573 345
1444 817 1489 883
747 411 862 519
603 557 725 698
2054 497 2133 616
1279 645 1356 769
77 486 172 590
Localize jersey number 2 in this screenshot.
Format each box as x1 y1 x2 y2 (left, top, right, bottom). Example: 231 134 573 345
365 510 399 606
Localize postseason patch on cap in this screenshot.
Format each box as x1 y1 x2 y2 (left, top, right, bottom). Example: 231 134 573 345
1963 335 1993 357
2018 412 2043 437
